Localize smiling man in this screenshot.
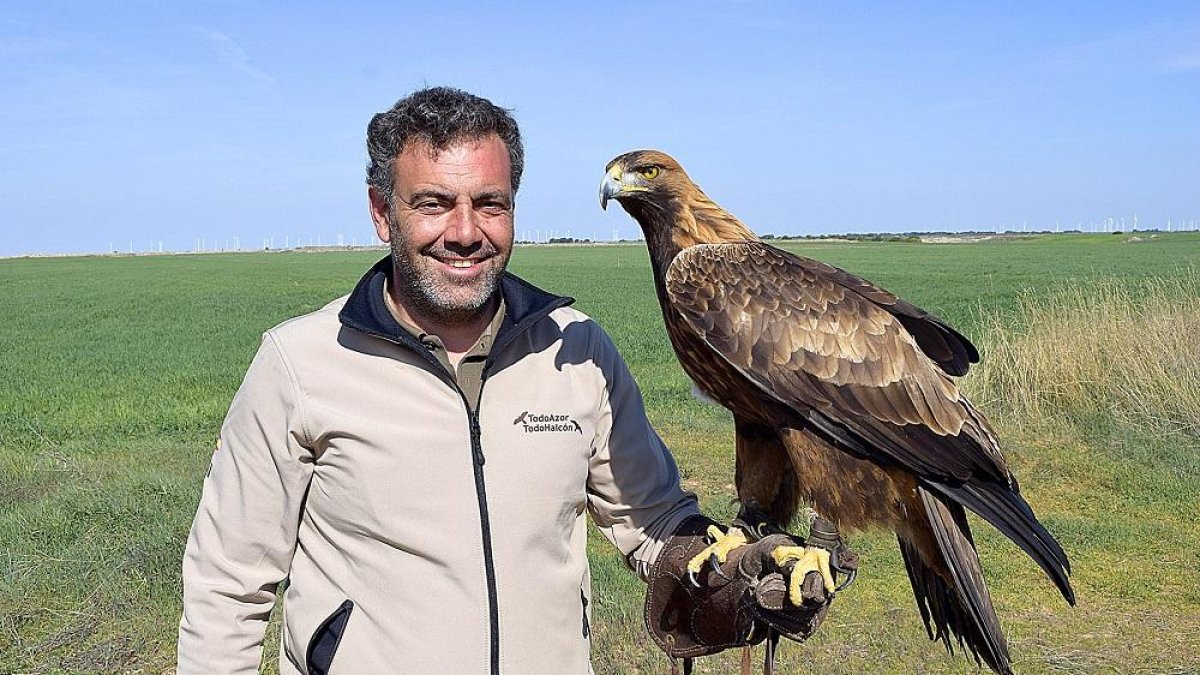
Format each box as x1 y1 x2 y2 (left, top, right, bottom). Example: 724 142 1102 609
177 87 836 675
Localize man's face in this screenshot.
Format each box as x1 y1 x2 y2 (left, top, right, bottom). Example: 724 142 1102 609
370 134 515 327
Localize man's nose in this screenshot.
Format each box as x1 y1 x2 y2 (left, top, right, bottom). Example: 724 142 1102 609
445 204 482 244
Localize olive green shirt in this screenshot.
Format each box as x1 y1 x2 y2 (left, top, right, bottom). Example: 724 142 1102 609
384 283 504 412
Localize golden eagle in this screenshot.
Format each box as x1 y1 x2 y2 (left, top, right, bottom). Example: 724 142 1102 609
600 150 1074 674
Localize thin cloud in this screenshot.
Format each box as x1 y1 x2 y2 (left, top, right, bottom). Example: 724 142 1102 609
1163 52 1200 72
203 30 275 87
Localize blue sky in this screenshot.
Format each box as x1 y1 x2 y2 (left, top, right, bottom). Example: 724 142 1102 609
1 1 1197 256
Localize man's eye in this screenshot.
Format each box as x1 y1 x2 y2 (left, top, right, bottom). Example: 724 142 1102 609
480 202 509 214
416 201 444 212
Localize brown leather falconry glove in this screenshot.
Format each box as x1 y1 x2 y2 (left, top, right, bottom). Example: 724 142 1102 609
644 515 858 674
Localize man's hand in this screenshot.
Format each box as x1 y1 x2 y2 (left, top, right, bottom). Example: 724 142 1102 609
644 516 859 670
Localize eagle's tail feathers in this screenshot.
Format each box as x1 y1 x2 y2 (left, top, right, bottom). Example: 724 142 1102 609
903 487 1013 675
928 480 1075 605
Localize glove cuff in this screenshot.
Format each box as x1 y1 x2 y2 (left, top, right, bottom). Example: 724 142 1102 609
643 516 760 658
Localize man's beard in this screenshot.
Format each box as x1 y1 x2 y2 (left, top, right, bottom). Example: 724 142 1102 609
388 218 509 326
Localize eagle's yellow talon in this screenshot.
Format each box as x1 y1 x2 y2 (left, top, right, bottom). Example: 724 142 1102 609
771 545 836 604
686 526 749 575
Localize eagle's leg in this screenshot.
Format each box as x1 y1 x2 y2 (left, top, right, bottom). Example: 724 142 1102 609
685 525 749 585
770 544 835 604
732 499 786 540
683 498 785 585
808 516 859 591
770 516 859 605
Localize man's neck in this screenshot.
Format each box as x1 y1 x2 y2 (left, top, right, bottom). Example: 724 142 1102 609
385 282 499 360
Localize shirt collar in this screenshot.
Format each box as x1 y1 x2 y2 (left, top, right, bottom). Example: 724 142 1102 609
382 278 506 359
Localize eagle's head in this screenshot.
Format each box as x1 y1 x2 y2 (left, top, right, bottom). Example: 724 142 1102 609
599 149 690 216
600 149 757 253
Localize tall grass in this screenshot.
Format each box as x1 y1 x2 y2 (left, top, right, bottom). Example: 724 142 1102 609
970 273 1200 439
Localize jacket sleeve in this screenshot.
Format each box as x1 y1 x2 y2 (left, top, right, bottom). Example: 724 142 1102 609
177 331 315 674
584 325 701 581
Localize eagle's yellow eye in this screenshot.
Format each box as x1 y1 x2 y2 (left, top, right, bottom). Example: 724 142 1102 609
639 166 660 180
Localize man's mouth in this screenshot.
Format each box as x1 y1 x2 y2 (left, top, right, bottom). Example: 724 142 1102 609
434 255 489 269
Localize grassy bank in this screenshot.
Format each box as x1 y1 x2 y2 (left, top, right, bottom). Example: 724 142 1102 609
2 232 1198 673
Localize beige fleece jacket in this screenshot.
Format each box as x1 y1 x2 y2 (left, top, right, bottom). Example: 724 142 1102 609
177 264 699 675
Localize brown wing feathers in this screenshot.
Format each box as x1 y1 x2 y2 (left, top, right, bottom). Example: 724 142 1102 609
911 488 1011 672
668 244 1010 482
809 257 980 376
926 479 1074 604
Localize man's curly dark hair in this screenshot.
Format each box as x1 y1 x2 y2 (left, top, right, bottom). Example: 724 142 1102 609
366 87 524 202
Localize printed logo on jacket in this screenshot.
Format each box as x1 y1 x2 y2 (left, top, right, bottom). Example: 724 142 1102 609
513 411 583 434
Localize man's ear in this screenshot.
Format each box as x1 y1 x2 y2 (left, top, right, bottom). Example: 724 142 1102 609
368 187 392 243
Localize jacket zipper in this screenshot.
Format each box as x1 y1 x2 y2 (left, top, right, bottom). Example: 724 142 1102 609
464 396 501 675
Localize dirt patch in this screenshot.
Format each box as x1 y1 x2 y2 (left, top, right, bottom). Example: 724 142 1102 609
919 234 998 244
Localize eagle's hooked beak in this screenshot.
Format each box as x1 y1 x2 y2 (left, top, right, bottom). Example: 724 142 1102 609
599 164 624 211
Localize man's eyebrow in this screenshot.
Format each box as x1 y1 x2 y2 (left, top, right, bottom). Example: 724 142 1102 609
473 190 512 203
397 188 456 204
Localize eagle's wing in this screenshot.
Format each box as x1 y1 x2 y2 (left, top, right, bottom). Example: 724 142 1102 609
790 252 980 377
665 242 1004 484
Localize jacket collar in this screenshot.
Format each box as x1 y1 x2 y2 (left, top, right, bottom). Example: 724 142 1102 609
338 255 574 356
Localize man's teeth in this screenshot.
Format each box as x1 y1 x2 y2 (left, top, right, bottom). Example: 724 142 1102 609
450 260 473 268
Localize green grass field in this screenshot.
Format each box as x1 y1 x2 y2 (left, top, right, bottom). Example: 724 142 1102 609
2 232 1198 673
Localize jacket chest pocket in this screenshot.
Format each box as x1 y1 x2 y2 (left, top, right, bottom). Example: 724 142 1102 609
307 600 354 675
490 432 591 508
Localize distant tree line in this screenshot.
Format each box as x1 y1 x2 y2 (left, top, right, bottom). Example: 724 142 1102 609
762 233 922 243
